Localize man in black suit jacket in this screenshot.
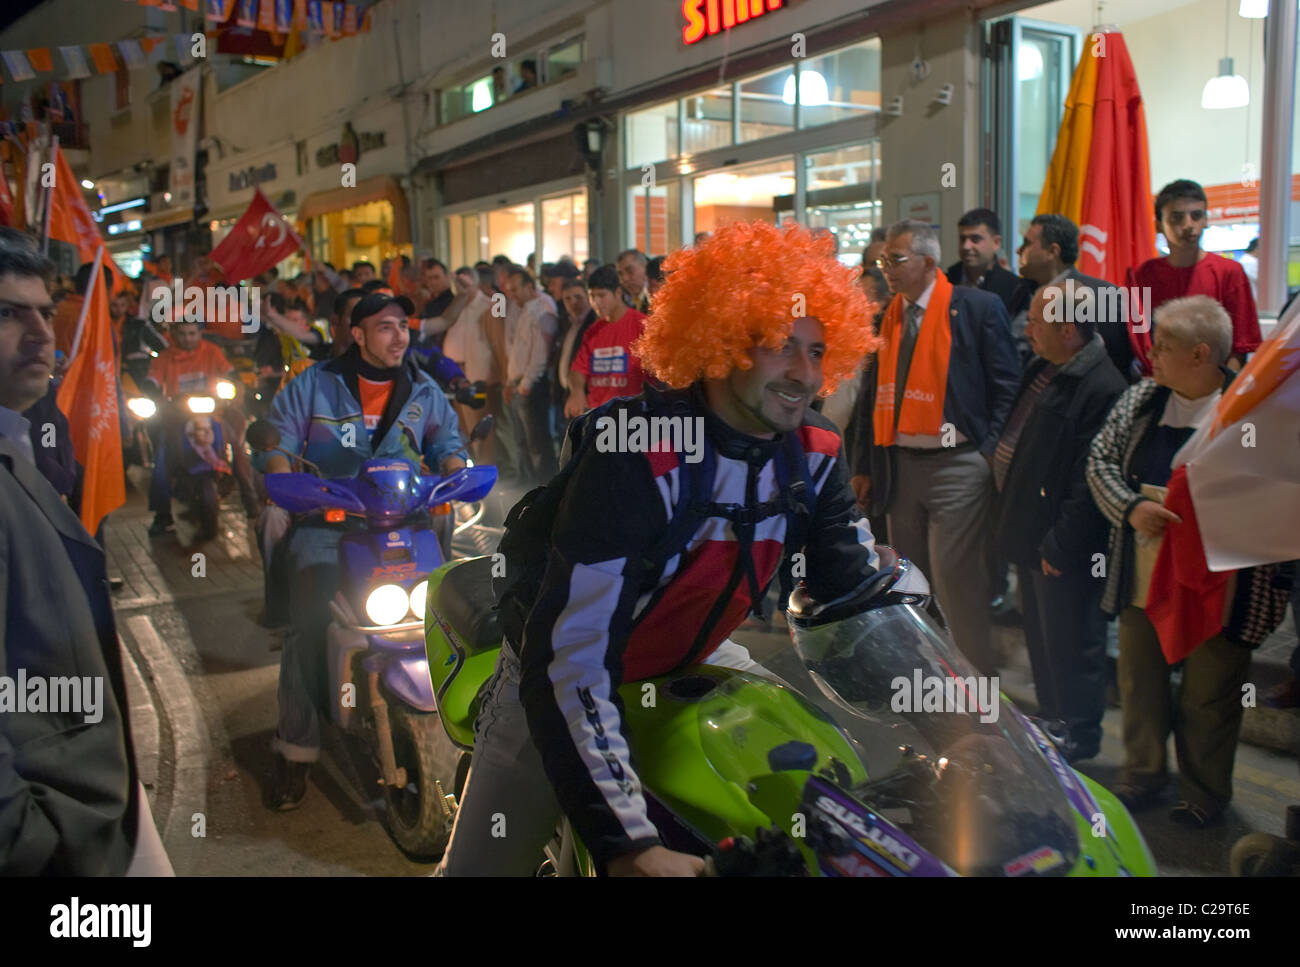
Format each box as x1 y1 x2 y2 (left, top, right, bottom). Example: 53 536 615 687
0 242 161 875
1012 213 1139 382
850 219 1021 676
945 207 1021 313
994 283 1128 762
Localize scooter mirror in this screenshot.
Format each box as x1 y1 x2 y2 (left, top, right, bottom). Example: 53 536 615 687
469 415 494 443
245 419 282 452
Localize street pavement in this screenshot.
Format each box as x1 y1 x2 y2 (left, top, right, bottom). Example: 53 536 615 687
108 480 1299 878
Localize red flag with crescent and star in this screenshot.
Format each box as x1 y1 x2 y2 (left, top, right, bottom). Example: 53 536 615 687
208 187 303 284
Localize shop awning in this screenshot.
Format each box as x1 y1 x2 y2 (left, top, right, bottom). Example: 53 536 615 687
297 174 410 245
138 206 194 231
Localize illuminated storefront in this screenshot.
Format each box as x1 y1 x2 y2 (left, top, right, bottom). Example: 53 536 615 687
621 37 881 264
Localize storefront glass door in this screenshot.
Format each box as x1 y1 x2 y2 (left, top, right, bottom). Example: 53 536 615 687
983 17 1081 242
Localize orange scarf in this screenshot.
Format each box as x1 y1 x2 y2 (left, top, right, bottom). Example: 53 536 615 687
872 272 953 447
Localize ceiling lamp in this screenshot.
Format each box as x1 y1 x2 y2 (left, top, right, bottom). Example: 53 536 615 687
782 69 829 106
1201 58 1250 109
1238 0 1268 18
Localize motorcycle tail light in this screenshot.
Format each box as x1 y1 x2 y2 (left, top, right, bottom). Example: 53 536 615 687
324 508 346 523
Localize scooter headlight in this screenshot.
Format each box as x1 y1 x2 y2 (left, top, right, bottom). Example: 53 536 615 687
365 584 409 626
187 395 216 414
127 397 157 419
216 379 237 400
409 580 428 620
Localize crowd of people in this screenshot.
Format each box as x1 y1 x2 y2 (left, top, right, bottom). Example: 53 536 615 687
2 171 1297 874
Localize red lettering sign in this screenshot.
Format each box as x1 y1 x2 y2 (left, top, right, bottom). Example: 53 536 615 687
682 0 782 46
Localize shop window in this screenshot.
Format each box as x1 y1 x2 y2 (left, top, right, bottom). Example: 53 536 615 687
448 212 487 269
487 202 535 266
542 192 589 263
546 37 583 83
798 39 881 129
626 99 679 168
681 87 733 155
803 142 881 266
626 181 680 255
739 67 794 143
693 158 793 235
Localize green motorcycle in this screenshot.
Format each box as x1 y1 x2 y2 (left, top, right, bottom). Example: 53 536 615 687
421 553 1157 877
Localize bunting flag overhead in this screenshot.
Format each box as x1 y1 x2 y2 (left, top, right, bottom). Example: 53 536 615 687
0 3 369 80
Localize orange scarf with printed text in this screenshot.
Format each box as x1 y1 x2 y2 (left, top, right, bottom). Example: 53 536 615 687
872 272 953 447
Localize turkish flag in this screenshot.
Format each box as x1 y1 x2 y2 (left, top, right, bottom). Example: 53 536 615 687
1145 466 1231 665
56 247 126 535
208 187 303 284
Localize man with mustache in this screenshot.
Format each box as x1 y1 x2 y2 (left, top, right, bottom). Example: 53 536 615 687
1127 179 1261 373
0 241 170 874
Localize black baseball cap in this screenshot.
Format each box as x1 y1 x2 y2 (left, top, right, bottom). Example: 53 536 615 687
350 291 415 327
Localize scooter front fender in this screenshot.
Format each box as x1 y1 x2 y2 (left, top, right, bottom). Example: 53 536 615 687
371 652 438 713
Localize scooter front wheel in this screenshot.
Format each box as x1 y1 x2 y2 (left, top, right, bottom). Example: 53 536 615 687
382 703 458 861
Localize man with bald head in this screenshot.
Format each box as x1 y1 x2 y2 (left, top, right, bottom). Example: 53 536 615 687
992 283 1127 762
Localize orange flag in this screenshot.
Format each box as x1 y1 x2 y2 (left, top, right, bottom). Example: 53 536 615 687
56 248 126 535
46 144 130 296
387 254 403 294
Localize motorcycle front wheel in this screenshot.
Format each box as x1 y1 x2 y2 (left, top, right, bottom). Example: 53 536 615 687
383 703 459 861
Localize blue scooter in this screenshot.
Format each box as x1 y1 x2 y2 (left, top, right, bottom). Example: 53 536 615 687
247 418 495 858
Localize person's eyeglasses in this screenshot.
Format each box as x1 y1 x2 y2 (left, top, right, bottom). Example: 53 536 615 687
874 254 911 269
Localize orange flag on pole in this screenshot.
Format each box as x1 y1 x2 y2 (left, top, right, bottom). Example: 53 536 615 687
46 143 131 296
56 246 126 536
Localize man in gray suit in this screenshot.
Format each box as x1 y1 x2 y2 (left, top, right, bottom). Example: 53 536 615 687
0 242 157 874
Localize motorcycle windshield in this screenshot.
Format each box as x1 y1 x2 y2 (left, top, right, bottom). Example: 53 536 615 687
703 606 1080 877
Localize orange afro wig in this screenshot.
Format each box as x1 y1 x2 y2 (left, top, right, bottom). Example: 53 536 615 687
632 220 881 395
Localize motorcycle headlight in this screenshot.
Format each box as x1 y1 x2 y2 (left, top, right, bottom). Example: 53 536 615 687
409 580 428 620
216 379 237 400
127 397 157 419
365 584 409 626
187 395 216 414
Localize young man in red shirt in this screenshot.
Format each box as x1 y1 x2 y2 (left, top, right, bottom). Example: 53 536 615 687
1128 179 1261 372
564 265 648 417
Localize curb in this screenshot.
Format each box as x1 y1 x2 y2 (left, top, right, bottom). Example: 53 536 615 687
122 613 211 873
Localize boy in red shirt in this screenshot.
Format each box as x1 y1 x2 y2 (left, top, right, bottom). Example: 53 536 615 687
1127 179 1261 373
565 265 648 417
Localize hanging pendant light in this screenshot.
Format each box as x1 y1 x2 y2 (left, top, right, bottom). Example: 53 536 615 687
1238 0 1268 19
1202 58 1250 109
1203 1 1250 109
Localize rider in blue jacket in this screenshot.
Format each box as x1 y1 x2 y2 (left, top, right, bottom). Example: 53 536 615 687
253 291 468 809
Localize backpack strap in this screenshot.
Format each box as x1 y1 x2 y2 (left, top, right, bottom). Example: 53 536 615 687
770 427 817 615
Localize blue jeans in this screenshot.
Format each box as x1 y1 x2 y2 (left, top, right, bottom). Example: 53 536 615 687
273 521 346 763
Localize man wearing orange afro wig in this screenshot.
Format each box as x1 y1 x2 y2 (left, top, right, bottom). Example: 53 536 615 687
438 221 886 878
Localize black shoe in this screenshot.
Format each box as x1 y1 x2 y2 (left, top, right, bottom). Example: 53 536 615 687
147 515 173 537
267 755 310 811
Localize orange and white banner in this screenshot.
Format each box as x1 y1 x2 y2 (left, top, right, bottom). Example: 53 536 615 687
1173 305 1300 571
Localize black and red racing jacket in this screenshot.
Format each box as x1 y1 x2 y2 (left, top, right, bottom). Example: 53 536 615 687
516 384 880 871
